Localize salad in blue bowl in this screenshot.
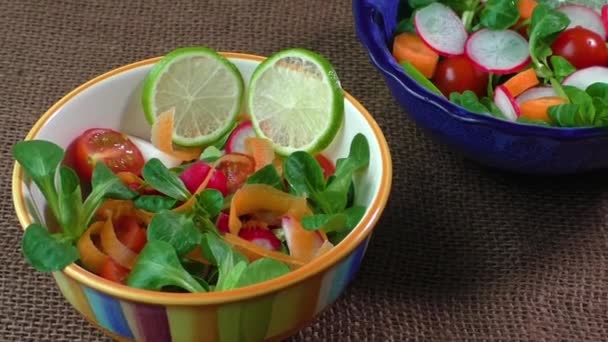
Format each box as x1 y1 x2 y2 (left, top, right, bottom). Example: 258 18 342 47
354 0 608 174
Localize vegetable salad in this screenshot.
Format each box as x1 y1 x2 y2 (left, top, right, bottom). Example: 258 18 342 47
394 0 608 127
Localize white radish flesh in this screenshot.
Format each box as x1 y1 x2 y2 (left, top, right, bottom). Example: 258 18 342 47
465 29 530 74
494 85 520 122
225 121 255 154
414 3 468 57
516 87 557 105
558 4 607 40
562 66 608 90
128 135 182 168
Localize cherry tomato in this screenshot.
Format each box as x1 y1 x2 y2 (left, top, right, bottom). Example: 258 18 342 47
315 154 335 179
432 56 489 98
216 153 255 194
551 27 608 69
70 128 145 182
115 216 147 253
99 258 130 283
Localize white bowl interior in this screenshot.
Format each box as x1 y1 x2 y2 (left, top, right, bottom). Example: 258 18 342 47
21 56 385 234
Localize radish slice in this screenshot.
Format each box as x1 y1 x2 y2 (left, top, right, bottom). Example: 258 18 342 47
558 4 607 40
127 135 182 168
225 121 255 154
563 66 608 90
602 5 608 36
494 85 520 121
516 86 557 105
465 29 530 74
414 3 468 57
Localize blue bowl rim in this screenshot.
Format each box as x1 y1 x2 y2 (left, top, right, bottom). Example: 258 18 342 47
352 0 608 141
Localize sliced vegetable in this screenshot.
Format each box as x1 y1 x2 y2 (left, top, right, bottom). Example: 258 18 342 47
502 68 539 97
225 120 256 154
245 137 275 171
282 216 325 262
228 184 311 235
465 29 530 74
99 218 138 269
150 108 202 162
494 85 521 121
557 4 606 40
238 228 282 251
563 66 608 91
77 221 110 274
114 216 147 253
99 258 130 283
315 154 335 179
215 212 230 234
517 0 538 20
223 233 305 269
392 32 439 78
216 153 255 194
179 161 228 196
516 86 557 105
415 3 468 57
519 96 568 122
127 135 181 169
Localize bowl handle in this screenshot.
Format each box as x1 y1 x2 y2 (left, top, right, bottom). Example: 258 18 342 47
353 0 398 47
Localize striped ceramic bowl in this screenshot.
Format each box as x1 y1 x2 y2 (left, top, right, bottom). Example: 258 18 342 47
12 52 392 342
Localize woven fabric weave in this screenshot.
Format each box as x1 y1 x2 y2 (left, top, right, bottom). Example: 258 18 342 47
2 0 608 341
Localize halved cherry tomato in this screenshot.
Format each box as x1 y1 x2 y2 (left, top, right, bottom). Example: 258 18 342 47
114 216 147 253
432 56 489 98
315 154 335 179
216 153 255 194
551 27 608 69
99 258 130 283
70 128 145 182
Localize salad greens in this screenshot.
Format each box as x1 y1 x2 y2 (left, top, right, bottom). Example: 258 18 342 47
13 132 370 293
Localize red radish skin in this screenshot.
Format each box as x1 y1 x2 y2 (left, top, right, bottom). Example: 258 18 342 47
516 86 557 105
465 29 531 74
563 66 608 90
414 3 468 57
238 227 282 251
215 212 230 234
494 85 521 121
179 161 228 196
226 121 256 154
558 4 607 40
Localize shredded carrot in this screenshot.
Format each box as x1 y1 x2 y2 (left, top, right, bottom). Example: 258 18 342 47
228 184 312 235
99 218 138 269
242 219 270 230
223 233 305 269
77 221 109 274
185 248 211 265
97 199 153 225
150 108 203 161
314 240 335 258
172 167 216 213
245 137 275 171
519 96 568 122
518 0 538 20
392 33 439 78
283 215 325 262
502 69 539 97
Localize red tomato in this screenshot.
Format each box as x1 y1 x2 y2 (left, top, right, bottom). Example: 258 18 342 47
99 258 130 283
70 128 145 182
115 216 147 253
216 153 255 194
551 27 608 69
432 56 489 98
315 154 335 179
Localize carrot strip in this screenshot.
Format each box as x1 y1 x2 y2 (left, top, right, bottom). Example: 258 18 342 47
172 168 216 213
282 216 325 262
519 97 568 122
392 33 439 78
150 108 202 161
502 68 539 97
245 137 275 171
314 240 335 258
97 199 153 225
228 184 312 235
223 233 305 269
77 221 109 274
185 248 211 265
99 218 138 269
518 0 538 20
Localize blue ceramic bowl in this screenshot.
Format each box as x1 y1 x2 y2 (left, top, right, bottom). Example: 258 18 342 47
353 0 608 174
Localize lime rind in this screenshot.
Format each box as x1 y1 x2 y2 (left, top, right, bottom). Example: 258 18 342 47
247 48 344 156
142 47 244 147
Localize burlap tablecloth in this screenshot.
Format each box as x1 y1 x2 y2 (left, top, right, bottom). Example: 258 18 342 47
2 0 608 341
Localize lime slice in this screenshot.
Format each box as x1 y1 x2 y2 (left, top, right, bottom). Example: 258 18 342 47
247 48 344 155
142 47 244 146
